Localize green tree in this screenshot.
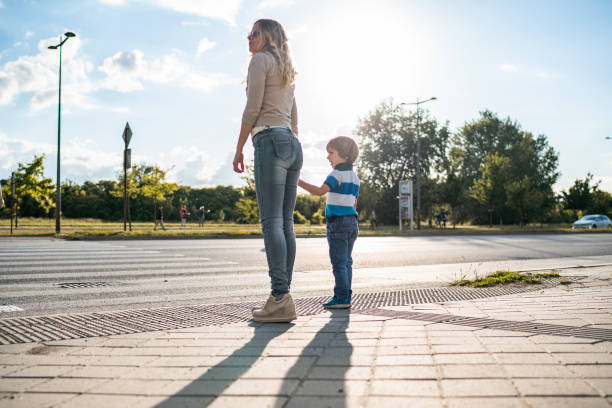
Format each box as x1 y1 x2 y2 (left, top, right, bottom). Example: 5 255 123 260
469 153 511 226
235 195 260 223
355 99 450 224
589 189 612 216
436 146 472 226
455 111 559 224
10 155 55 227
561 173 612 218
235 161 259 223
187 185 241 222
561 173 596 218
112 164 179 221
295 194 325 223
505 176 544 226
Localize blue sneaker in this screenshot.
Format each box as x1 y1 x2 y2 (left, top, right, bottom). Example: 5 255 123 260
323 296 350 309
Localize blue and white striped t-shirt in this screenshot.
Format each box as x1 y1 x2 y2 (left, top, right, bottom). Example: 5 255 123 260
324 162 360 217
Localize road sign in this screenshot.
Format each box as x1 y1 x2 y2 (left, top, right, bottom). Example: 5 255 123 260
122 122 132 146
399 179 414 230
400 196 412 219
399 179 413 196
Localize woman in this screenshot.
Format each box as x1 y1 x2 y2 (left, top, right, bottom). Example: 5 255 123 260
233 19 302 322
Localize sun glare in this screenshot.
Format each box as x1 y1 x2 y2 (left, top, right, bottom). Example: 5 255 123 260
293 3 435 124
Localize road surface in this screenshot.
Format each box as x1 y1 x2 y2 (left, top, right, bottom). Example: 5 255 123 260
1 234 611 317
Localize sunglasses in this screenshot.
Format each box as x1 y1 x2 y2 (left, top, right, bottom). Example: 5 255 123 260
247 29 260 40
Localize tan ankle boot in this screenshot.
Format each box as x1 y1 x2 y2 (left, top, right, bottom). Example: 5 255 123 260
252 294 296 322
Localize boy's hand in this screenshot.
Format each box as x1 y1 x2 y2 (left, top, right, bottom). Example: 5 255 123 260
298 179 330 196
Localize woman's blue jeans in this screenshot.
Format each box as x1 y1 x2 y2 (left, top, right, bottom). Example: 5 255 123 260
254 128 303 298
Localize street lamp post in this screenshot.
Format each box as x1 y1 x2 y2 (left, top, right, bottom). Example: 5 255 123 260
401 97 437 230
48 31 76 235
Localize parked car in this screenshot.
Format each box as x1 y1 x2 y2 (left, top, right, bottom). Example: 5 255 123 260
572 214 612 229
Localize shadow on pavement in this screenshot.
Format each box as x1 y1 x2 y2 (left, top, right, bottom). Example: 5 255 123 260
280 309 352 406
152 322 292 407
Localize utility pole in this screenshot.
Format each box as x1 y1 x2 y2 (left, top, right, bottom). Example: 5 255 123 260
401 97 437 229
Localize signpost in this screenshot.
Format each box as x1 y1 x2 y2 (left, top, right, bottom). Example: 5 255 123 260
399 179 413 231
122 122 133 232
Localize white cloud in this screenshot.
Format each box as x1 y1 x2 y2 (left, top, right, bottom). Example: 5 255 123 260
98 49 224 93
1 130 244 187
0 35 136 112
0 133 123 180
98 0 241 25
0 43 58 106
0 133 55 173
24 31 34 39
500 64 518 72
151 0 241 25
159 145 222 185
196 37 215 57
259 0 295 8
0 1 4 8
1 34 225 112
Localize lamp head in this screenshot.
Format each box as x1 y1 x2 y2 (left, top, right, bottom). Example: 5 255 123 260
48 45 58 49
65 32 76 38
430 97 437 101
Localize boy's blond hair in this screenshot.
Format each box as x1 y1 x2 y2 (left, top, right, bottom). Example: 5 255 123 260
327 136 359 164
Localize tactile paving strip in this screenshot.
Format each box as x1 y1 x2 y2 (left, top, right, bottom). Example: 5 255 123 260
359 308 612 341
0 277 584 344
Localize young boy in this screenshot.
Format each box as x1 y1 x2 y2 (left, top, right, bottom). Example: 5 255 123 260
298 136 360 309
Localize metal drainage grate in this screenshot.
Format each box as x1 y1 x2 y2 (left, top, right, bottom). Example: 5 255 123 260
0 277 584 345
359 309 612 341
57 282 114 289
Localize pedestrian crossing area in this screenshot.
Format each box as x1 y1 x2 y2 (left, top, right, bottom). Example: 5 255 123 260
0 239 274 318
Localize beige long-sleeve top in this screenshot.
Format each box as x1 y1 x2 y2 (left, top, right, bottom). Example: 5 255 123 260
242 52 298 135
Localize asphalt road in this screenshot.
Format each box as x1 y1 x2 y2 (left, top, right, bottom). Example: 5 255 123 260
1 234 611 317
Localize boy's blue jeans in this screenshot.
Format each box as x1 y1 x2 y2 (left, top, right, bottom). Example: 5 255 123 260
326 215 359 303
254 128 303 298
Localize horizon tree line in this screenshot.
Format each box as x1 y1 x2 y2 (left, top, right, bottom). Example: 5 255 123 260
2 103 611 226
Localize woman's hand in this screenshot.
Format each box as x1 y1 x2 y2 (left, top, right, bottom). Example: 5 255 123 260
233 150 245 173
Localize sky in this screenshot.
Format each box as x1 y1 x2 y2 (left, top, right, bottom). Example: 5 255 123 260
1 0 611 193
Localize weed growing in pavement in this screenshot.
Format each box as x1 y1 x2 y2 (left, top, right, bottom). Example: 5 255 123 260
452 270 560 287
449 263 483 286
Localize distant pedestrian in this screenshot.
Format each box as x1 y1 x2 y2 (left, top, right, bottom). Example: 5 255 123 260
180 205 189 227
154 205 166 231
370 209 377 229
299 136 360 309
197 206 209 227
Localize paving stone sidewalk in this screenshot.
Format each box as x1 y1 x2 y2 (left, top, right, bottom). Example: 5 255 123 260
1 266 611 408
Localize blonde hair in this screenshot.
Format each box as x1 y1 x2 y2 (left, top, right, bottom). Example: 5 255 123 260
254 19 296 87
327 136 359 164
